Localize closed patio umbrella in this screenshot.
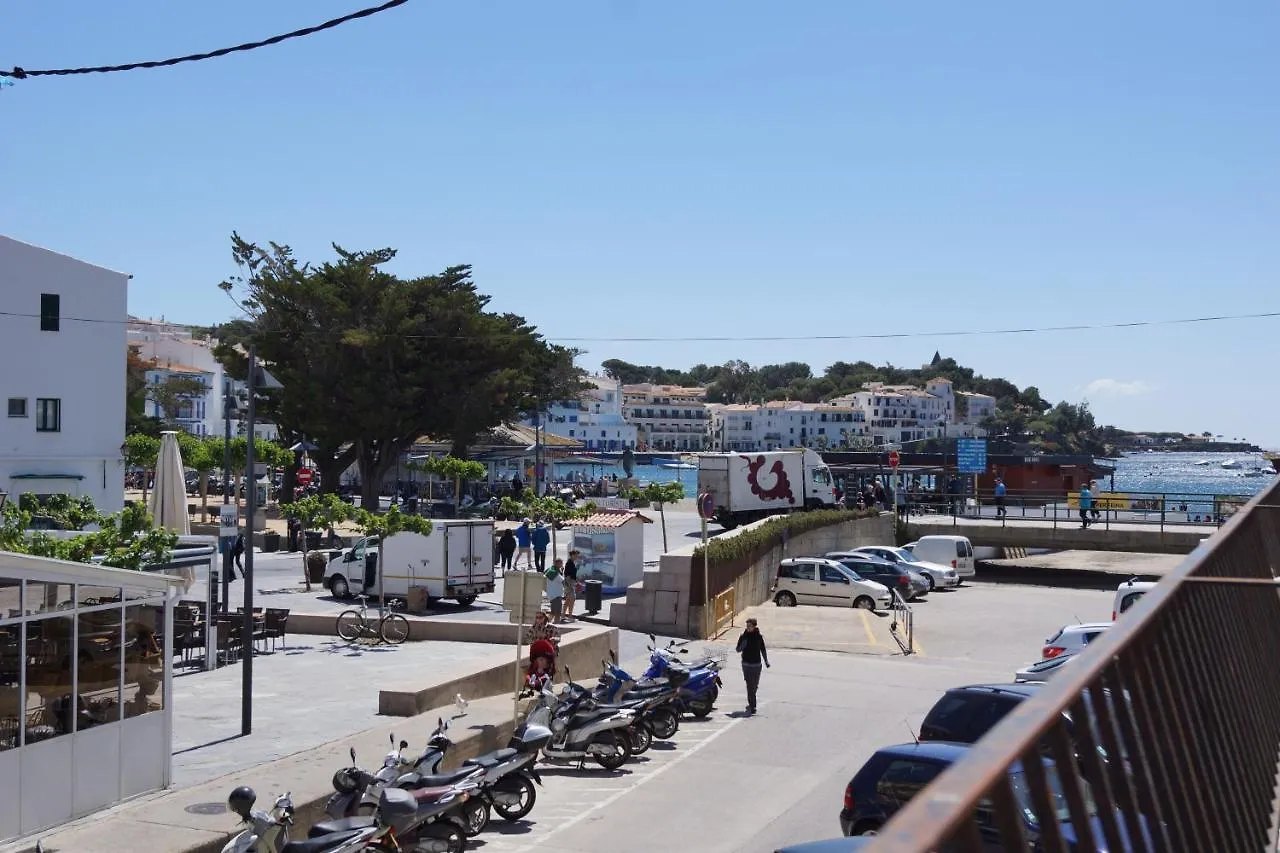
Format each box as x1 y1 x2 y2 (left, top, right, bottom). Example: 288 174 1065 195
149 431 191 536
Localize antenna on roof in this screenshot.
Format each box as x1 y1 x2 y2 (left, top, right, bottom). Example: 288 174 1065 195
904 719 919 746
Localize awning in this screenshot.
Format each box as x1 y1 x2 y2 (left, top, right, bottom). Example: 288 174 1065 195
10 473 85 480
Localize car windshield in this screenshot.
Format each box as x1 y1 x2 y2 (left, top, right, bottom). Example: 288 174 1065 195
1010 766 1096 827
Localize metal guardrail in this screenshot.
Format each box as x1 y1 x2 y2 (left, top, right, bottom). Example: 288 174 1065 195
887 588 914 655
903 489 1256 532
711 587 736 637
869 476 1280 853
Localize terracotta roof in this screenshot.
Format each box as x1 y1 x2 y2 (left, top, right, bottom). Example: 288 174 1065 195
575 509 653 528
147 363 211 376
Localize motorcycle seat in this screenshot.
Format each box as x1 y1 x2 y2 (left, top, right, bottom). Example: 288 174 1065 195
570 709 624 726
282 831 364 853
399 766 478 787
464 747 520 768
308 817 375 839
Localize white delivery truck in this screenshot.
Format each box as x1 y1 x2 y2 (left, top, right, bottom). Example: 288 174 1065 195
322 519 495 607
697 448 837 529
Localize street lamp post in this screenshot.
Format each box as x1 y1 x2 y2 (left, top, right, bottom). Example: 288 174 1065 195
221 378 234 615
241 348 258 736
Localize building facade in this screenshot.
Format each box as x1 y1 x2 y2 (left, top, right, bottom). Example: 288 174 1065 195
705 402 869 451
533 375 637 451
622 384 708 451
1 236 128 513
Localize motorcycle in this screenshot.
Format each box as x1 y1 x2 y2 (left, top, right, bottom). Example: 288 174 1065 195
395 717 550 829
642 636 723 718
526 668 636 770
310 779 478 853
594 656 682 741
221 789 295 853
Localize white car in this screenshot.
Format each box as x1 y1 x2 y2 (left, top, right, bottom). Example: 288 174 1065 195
902 535 976 578
772 558 893 611
1015 654 1076 682
1113 578 1157 621
849 545 960 591
1042 622 1110 660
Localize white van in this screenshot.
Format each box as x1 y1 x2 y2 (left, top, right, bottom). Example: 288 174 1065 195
1112 578 1157 621
323 520 495 606
904 535 976 579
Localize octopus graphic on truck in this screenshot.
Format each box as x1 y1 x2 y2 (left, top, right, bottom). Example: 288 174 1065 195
695 449 836 529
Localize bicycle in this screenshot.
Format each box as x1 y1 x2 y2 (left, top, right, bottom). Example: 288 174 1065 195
335 595 410 645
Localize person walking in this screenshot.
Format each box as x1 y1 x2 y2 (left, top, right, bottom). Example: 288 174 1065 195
1078 483 1093 529
562 549 580 621
735 617 770 715
1089 480 1102 522
512 473 524 496
545 559 566 623
498 528 517 574
530 520 551 572
994 478 1007 518
514 519 532 569
231 533 246 577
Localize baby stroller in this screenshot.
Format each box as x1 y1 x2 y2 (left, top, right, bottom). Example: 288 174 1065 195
524 638 558 694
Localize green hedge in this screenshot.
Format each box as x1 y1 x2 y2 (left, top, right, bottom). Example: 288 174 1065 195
692 507 882 571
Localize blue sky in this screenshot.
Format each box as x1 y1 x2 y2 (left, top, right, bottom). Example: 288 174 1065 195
3 1 1276 445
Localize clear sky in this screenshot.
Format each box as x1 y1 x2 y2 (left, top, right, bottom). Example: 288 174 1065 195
3 1 1276 445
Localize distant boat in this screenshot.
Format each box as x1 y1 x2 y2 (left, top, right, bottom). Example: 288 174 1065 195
1221 459 1243 469
1194 459 1212 466
658 462 697 470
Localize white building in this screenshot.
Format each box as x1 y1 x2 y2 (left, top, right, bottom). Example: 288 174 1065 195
1 236 128 513
832 384 948 446
622 384 709 451
534 375 637 451
705 402 869 451
957 390 996 426
127 319 276 441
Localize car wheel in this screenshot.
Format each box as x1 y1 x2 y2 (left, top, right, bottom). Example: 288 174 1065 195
853 596 875 610
854 822 881 836
329 575 350 599
454 594 477 607
774 591 797 607
925 574 936 592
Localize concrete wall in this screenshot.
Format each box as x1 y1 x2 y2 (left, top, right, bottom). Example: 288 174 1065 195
377 622 618 716
0 236 128 514
611 512 895 638
906 520 1206 555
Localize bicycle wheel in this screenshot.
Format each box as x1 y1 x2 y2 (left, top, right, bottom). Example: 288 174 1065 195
336 610 364 642
380 613 410 645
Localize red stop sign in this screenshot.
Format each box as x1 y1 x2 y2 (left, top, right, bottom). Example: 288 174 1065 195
888 451 901 469
296 468 314 486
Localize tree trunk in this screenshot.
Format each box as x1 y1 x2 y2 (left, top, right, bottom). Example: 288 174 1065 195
357 441 400 511
316 445 357 496
141 470 151 507
280 460 297 505
658 503 669 551
199 473 210 523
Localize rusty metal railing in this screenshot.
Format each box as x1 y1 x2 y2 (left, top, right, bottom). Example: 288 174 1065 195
869 475 1280 853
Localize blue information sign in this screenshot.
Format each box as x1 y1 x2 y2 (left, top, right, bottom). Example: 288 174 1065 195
956 438 988 474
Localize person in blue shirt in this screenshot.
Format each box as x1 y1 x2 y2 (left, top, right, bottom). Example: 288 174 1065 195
514 519 532 569
994 478 1007 517
530 521 551 571
1078 484 1093 528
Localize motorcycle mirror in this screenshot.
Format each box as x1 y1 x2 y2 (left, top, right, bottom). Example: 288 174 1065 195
648 633 656 642
609 649 617 663
680 648 688 654
564 665 573 683
349 746 357 764
400 740 409 751
389 733 395 745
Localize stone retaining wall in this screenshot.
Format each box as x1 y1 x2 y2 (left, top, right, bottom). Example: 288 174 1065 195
610 512 895 638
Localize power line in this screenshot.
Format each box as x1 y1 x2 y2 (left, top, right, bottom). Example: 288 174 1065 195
2 308 1278 343
1 0 409 80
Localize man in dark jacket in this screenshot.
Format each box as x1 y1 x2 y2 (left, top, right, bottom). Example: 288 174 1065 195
735 618 770 714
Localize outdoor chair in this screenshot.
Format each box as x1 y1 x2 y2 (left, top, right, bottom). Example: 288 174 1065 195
261 609 289 652
211 614 243 664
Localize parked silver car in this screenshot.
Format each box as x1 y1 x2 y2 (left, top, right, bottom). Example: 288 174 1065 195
1015 653 1075 682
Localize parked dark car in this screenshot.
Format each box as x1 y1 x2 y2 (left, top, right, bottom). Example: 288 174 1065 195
839 741 1153 849
826 552 926 600
919 683 1131 779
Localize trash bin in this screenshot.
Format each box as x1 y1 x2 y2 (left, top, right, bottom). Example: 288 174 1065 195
263 531 281 553
583 580 603 615
305 531 322 551
287 526 299 552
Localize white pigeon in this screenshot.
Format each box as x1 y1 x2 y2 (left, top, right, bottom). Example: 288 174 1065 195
454 693 469 717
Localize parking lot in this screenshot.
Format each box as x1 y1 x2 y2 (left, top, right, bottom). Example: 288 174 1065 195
472 576 1118 852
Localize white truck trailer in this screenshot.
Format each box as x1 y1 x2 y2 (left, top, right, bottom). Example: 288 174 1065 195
322 519 495 607
696 449 837 528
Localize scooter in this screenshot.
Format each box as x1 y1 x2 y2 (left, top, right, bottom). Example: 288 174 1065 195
397 717 550 826
221 789 295 853
594 656 682 741
527 668 635 770
642 640 723 718
310 780 478 853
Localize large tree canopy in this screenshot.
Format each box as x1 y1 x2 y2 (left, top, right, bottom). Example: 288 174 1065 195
216 234 579 508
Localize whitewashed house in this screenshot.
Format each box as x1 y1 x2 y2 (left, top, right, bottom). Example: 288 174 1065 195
0 236 128 512
533 375 637 451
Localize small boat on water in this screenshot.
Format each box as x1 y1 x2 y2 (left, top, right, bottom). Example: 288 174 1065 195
1221 459 1243 469
1194 459 1212 466
658 462 697 470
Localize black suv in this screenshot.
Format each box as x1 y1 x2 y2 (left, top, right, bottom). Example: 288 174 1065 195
825 552 921 600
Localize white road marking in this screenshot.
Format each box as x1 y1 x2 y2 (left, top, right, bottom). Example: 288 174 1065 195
503 711 752 853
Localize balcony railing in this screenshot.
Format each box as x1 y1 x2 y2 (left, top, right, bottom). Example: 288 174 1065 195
868 475 1280 853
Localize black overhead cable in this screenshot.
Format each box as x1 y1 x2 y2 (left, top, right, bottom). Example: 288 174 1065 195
1 0 410 80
